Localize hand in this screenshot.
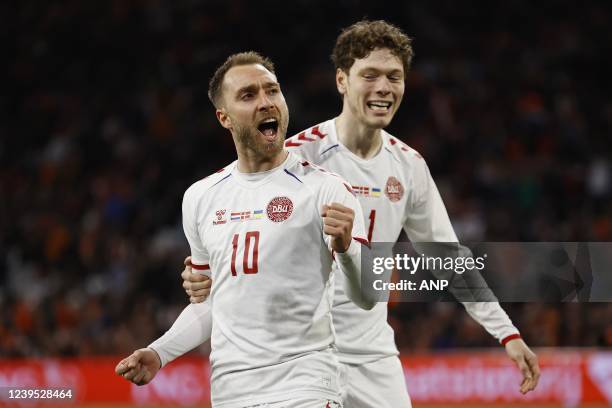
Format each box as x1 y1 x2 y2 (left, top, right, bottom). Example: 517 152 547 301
322 203 354 253
115 348 162 386
505 338 540 394
182 256 212 303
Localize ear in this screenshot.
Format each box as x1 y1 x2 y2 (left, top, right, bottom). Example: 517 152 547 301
336 68 348 96
216 109 232 130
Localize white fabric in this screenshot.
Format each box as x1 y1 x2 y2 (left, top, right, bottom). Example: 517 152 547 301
148 301 212 368
285 119 518 365
334 235 374 310
339 355 412 408
178 152 365 408
245 398 342 408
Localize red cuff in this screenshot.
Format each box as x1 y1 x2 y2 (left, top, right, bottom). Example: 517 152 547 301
190 263 210 271
501 333 521 346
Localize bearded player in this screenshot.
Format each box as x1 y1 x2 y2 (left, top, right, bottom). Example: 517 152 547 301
182 21 540 407
116 52 373 408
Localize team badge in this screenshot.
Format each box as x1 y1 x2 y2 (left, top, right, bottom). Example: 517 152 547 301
385 176 404 202
213 209 227 225
266 196 293 223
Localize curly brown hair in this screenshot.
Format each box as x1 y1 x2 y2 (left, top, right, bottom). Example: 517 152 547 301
331 20 413 77
208 51 276 108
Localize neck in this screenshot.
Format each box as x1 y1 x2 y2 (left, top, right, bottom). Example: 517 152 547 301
335 110 383 159
235 146 288 173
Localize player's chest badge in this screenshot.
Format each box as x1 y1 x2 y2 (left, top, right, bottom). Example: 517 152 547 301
385 176 405 202
266 196 293 223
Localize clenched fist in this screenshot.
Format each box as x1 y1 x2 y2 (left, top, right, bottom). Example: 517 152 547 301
115 348 162 386
322 202 354 253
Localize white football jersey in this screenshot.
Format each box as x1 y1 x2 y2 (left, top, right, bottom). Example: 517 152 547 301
182 152 366 407
286 119 519 364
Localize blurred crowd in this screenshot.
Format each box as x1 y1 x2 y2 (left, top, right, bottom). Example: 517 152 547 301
1 1 611 358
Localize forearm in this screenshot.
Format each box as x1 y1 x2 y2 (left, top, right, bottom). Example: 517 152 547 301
461 301 520 344
336 239 376 310
148 301 212 368
409 242 519 342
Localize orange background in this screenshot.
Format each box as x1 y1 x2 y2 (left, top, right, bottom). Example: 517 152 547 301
1 351 610 406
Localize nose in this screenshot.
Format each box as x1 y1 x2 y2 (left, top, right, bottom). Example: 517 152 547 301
257 90 275 112
375 77 392 96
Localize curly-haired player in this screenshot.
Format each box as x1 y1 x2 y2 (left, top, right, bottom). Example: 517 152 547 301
183 20 540 407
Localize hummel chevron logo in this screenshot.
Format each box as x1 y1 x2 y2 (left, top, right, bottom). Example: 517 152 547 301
285 125 327 147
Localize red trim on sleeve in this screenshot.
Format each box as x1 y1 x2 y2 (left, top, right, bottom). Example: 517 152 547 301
190 263 210 271
353 237 371 249
501 333 521 346
332 238 370 257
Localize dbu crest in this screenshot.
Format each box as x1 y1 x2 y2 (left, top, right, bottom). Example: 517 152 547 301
266 197 293 223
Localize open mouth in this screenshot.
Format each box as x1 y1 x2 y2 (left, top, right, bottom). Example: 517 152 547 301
367 101 392 113
257 118 279 139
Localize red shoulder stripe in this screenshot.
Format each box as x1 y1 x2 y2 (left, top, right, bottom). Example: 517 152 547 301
389 137 423 158
310 125 327 139
285 140 302 147
284 125 328 147
297 132 315 142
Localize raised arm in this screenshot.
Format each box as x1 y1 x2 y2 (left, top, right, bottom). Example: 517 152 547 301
320 176 375 310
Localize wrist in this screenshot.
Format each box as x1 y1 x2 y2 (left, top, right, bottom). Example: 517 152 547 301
336 238 358 256
501 333 522 346
147 347 163 369
337 240 350 253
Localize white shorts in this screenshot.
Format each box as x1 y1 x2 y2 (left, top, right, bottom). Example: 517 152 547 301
245 398 342 408
339 355 412 408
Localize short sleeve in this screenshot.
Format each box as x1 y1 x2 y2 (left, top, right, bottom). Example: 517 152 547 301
182 187 211 275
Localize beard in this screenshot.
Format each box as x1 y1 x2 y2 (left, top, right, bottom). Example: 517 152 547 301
234 112 289 159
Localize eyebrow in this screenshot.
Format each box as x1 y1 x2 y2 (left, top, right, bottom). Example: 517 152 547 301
235 81 280 96
359 67 404 76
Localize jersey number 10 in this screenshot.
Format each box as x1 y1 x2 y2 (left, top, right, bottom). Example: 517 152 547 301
231 231 260 276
